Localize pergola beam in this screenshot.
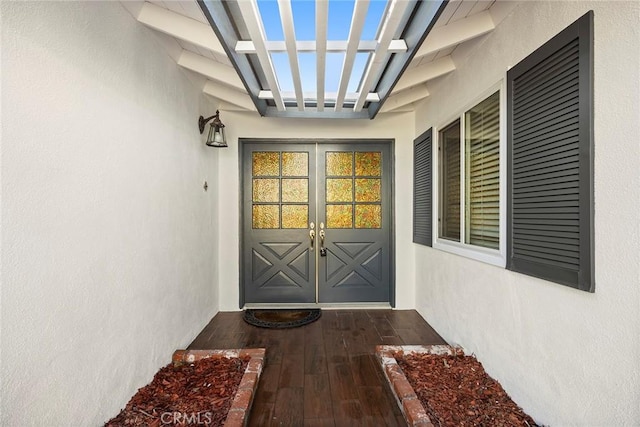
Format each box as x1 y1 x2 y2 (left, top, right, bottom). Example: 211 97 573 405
415 10 495 60
203 81 256 112
277 0 304 111
335 0 370 112
235 39 407 54
380 84 430 113
394 55 456 93
354 0 412 111
137 2 225 56
236 0 285 111
316 0 328 111
259 90 379 103
177 50 245 92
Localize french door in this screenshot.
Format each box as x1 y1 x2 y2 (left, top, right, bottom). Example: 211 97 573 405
241 140 392 305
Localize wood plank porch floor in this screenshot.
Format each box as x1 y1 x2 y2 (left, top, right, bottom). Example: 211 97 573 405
188 310 446 426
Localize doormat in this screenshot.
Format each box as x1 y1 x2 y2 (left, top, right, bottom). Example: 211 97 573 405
243 309 321 329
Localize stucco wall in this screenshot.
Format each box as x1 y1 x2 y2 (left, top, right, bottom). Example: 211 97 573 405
413 2 640 425
216 110 416 311
1 2 220 424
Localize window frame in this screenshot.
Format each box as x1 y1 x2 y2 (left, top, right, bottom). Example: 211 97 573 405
432 81 507 267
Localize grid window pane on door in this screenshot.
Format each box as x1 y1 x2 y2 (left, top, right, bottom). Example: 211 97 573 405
325 151 382 229
440 121 461 241
465 91 500 249
252 151 309 229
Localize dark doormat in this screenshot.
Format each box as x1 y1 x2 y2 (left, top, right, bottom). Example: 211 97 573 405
243 309 321 329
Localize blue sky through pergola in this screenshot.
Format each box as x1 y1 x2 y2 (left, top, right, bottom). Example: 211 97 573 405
257 0 388 98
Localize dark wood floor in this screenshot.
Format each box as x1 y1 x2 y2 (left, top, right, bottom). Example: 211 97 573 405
188 309 446 426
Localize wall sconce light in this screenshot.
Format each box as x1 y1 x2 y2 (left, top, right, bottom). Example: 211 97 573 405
198 110 227 148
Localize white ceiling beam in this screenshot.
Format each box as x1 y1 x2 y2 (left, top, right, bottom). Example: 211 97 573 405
237 0 285 111
278 0 304 111
216 101 255 112
415 10 495 60
203 81 257 112
177 50 245 92
316 0 328 111
354 0 412 111
394 55 456 93
137 2 225 56
259 91 379 102
235 39 407 54
335 0 370 112
380 84 430 113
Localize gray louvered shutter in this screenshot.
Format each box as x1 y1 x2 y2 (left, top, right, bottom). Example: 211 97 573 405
413 128 432 246
507 11 594 291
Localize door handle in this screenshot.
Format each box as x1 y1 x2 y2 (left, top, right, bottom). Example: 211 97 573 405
319 229 326 256
309 222 315 251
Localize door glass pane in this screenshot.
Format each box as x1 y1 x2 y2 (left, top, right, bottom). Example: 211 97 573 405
282 179 308 202
326 152 353 176
253 205 279 229
326 204 353 228
326 179 353 202
355 152 381 176
282 205 308 228
355 205 381 229
253 152 280 176
282 152 308 176
355 178 381 202
253 179 280 202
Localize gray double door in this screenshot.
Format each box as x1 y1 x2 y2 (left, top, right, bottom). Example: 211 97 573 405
242 141 392 304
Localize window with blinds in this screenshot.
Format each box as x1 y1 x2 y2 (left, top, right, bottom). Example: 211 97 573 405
435 89 503 263
465 91 500 249
440 121 461 241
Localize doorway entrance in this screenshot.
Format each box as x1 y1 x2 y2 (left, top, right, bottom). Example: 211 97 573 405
241 140 393 305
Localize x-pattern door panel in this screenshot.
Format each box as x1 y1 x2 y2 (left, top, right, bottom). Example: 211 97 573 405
242 141 391 304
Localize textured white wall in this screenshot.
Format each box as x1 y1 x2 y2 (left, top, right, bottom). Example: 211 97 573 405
216 111 416 311
413 2 640 425
1 2 220 424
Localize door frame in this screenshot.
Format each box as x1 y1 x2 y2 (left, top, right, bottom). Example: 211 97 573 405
238 138 395 309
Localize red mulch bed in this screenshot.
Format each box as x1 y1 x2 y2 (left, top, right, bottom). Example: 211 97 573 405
106 356 250 427
396 352 538 427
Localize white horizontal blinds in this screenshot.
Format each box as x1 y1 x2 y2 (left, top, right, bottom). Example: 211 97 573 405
440 121 460 241
465 91 500 249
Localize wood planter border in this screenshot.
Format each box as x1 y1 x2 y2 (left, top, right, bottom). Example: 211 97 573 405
172 348 266 427
375 345 461 427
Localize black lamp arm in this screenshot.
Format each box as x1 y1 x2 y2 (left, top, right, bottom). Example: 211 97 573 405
198 111 220 134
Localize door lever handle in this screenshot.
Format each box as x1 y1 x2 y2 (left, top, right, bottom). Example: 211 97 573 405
309 229 316 251
319 229 326 256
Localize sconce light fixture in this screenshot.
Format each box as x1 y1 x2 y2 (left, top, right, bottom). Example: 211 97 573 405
198 110 227 148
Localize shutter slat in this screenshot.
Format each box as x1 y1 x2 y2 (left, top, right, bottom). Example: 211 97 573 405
513 250 579 269
513 155 578 177
513 67 579 116
512 39 579 90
